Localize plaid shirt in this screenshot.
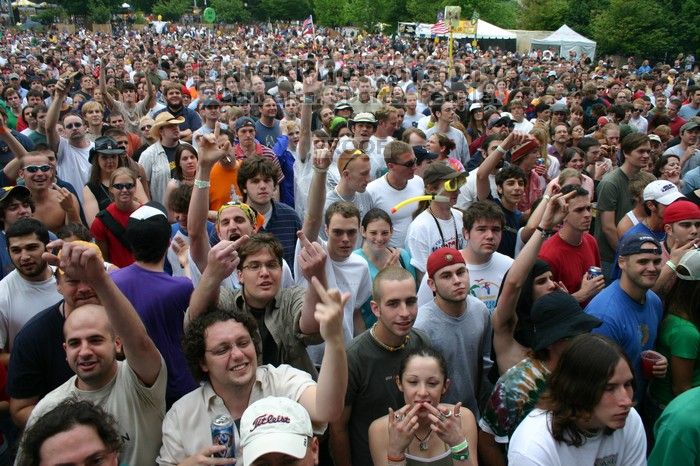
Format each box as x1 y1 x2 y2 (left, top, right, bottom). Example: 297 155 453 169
262 201 302 272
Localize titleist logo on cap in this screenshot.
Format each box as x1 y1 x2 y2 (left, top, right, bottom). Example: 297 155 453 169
250 414 291 431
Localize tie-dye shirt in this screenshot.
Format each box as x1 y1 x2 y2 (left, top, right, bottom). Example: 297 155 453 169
479 357 550 444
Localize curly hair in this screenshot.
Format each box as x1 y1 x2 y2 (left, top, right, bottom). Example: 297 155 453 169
237 156 281 197
238 232 284 270
539 334 635 447
17 399 123 466
183 307 262 382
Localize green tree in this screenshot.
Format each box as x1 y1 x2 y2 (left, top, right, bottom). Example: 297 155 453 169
519 0 568 30
261 0 311 20
591 0 673 58
151 0 189 21
473 0 519 29
209 0 251 22
313 0 345 27
89 2 112 23
404 0 451 23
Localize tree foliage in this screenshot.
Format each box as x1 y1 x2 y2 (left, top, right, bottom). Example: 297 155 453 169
519 0 567 30
151 0 189 21
261 0 311 20
313 0 345 27
591 0 674 58
210 0 251 23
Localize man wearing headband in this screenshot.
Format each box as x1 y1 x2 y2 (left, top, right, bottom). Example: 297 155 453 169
585 232 668 402
653 200 700 296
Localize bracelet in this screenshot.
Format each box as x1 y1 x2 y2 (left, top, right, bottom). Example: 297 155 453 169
304 95 315 104
193 179 211 189
542 194 551 202
387 453 406 462
495 145 507 155
666 260 677 271
450 439 469 453
312 166 328 174
536 226 553 238
451 449 470 461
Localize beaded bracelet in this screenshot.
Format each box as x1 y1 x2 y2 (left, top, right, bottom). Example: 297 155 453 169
451 449 470 461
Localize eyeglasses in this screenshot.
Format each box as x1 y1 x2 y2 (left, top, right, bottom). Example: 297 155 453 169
140 124 153 131
597 87 605 91
24 164 51 173
203 90 215 95
241 261 282 272
65 122 83 129
632 108 643 113
205 339 252 357
392 158 418 169
341 149 365 172
111 182 135 191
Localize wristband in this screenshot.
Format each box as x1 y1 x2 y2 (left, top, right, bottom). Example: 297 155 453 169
450 439 469 453
666 260 677 271
304 95 315 104
495 145 507 155
536 226 553 239
542 194 551 202
312 166 328 174
451 449 470 461
194 179 211 189
387 453 406 462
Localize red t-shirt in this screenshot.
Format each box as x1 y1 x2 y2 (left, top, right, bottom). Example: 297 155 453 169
90 203 136 268
539 232 601 305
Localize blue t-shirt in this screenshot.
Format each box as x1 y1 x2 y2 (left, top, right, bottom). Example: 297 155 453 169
610 222 665 280
585 280 663 401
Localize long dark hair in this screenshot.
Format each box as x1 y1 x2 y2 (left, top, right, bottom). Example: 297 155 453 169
539 334 635 447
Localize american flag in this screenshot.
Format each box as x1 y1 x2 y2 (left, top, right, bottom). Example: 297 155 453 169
431 20 449 35
302 15 314 36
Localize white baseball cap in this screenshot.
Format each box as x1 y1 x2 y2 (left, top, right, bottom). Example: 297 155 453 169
642 180 685 205
240 397 313 466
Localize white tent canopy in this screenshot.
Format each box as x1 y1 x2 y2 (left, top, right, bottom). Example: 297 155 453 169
530 24 596 60
414 19 516 40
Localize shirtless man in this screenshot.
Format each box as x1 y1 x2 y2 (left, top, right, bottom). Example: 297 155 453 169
20 151 80 232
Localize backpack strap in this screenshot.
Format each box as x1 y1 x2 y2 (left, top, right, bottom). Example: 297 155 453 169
96 209 131 251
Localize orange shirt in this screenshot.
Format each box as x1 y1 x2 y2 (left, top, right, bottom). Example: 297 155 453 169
209 160 240 211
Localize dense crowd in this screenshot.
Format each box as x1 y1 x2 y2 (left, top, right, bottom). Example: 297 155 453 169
0 21 699 466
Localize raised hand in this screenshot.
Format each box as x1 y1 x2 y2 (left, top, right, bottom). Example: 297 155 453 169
43 240 106 284
312 147 332 170
310 275 348 344
424 402 466 448
297 230 327 280
205 235 249 281
540 190 576 230
302 72 322 96
387 404 421 457
52 184 75 213
194 122 230 166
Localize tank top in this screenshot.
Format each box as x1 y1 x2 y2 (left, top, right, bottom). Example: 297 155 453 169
625 210 640 226
406 449 452 466
87 181 112 212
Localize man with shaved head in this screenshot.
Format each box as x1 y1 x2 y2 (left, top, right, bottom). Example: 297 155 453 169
16 241 167 465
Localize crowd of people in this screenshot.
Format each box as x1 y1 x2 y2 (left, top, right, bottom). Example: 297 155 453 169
0 20 699 465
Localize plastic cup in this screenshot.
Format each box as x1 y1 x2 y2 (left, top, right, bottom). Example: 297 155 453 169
641 350 663 379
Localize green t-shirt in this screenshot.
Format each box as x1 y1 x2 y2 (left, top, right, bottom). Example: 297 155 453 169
594 168 633 262
649 314 700 405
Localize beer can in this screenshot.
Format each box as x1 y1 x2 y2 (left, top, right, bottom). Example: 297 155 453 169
588 266 602 279
535 158 545 166
211 414 235 458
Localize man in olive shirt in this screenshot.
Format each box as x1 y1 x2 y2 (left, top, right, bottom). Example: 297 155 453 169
594 133 651 282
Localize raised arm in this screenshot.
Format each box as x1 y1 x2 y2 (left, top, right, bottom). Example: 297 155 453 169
301 147 332 242
476 132 529 201
98 64 118 111
491 191 574 336
298 74 321 162
140 72 156 111
298 277 349 422
46 241 161 385
0 116 30 180
189 127 227 273
46 79 69 154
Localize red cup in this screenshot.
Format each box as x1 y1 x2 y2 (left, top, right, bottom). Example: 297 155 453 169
641 350 663 379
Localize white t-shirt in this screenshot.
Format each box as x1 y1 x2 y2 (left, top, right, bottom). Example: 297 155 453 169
513 119 534 133
294 238 371 365
405 208 464 273
56 137 93 202
508 408 646 466
417 252 513 313
0 270 61 351
425 125 471 166
367 135 393 180
27 359 167 466
366 175 425 248
456 168 498 210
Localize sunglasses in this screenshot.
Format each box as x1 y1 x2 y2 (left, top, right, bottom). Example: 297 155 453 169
65 122 83 129
341 149 365 172
140 124 153 131
24 164 51 173
112 182 135 191
392 158 417 169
